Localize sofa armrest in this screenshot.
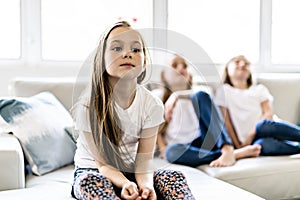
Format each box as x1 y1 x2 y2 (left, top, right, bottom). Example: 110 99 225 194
0 133 25 190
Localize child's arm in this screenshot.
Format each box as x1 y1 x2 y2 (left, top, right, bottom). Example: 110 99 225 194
243 100 274 146
156 124 167 159
173 89 194 99
135 126 160 199
260 100 274 120
219 106 242 148
164 90 193 122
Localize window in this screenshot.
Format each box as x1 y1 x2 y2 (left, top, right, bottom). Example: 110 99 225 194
0 0 300 72
41 0 153 61
0 0 20 59
168 0 260 64
272 0 300 64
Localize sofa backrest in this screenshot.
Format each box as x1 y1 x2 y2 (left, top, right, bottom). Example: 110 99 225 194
255 74 300 125
9 77 88 111
8 73 300 125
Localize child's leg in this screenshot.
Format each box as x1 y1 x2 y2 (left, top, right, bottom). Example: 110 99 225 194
256 120 300 142
154 169 195 200
72 168 120 200
189 91 235 167
190 91 233 150
254 138 300 155
165 143 222 167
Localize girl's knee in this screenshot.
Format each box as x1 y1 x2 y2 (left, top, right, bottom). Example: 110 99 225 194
165 144 187 163
256 119 272 129
73 172 117 199
256 119 273 136
154 169 186 183
191 91 210 102
154 169 195 199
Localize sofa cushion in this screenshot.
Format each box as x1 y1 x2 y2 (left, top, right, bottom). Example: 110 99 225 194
256 74 300 124
64 126 79 143
0 92 76 175
0 161 263 200
198 155 300 199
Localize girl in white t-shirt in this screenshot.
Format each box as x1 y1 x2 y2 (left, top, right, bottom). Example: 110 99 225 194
71 21 195 200
215 55 300 156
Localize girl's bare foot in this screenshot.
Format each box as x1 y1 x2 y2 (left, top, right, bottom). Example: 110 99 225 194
234 144 261 160
209 145 236 167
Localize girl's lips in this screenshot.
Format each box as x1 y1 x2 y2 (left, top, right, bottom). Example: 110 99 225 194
120 63 135 67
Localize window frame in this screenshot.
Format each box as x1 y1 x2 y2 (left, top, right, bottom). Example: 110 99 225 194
0 0 299 72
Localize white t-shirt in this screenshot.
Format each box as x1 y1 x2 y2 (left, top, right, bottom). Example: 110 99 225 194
214 84 273 143
165 99 199 145
74 85 164 168
151 88 200 145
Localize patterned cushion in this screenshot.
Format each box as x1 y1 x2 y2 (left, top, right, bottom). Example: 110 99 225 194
0 92 76 175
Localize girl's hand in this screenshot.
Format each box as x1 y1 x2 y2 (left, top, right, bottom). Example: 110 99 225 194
121 182 140 200
139 186 157 200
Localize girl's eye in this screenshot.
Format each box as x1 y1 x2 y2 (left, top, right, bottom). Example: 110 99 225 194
132 48 141 53
112 47 122 52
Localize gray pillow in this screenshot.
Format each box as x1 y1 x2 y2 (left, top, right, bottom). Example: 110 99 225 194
64 126 79 143
0 92 76 175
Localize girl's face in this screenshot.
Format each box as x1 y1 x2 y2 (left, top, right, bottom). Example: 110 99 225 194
171 56 189 78
104 26 145 81
227 56 251 82
163 56 190 91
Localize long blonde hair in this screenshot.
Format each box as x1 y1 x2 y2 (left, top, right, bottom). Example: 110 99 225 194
89 21 147 171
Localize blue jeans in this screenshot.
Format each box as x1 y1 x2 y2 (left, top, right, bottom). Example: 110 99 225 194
165 91 233 167
253 119 300 155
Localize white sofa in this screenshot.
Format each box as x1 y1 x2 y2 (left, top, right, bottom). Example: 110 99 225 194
0 77 263 200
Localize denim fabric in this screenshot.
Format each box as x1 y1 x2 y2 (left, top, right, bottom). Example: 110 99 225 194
165 91 232 167
254 119 300 155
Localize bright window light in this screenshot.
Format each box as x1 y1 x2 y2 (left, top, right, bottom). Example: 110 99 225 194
272 0 300 64
168 0 260 64
0 0 20 59
41 0 153 61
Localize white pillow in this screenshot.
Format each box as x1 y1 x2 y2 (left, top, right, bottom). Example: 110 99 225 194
0 92 76 175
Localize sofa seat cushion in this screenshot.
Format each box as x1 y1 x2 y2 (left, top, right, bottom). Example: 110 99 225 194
0 161 263 200
152 158 263 199
198 155 300 200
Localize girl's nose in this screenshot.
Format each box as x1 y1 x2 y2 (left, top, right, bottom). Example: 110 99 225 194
177 64 186 74
238 60 246 67
122 50 132 59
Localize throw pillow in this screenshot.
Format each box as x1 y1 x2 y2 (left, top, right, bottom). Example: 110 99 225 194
0 92 76 175
64 126 79 143
0 115 9 133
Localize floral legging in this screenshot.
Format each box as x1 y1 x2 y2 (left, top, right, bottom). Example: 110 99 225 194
72 167 195 200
